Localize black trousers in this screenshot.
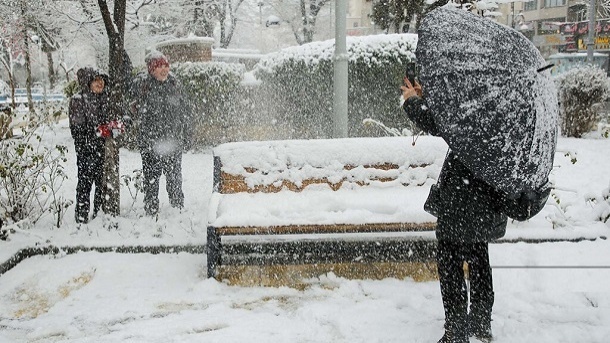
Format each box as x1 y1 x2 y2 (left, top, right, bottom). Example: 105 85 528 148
75 149 104 223
141 149 184 215
436 239 494 335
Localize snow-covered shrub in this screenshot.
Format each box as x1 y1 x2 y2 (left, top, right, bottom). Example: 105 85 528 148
173 62 245 147
586 182 610 224
254 34 417 138
556 65 610 137
63 79 79 98
121 169 144 213
0 123 71 228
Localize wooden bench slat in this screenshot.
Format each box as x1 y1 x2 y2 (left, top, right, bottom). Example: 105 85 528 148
217 262 438 287
216 222 436 236
220 162 434 194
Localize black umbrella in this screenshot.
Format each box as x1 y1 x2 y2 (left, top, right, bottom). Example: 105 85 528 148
416 7 558 195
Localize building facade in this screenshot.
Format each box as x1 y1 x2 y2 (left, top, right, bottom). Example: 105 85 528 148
346 0 378 36
495 0 610 59
341 0 609 60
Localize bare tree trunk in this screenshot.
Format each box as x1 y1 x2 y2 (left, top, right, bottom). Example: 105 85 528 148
1 60 17 108
219 2 226 45
292 0 329 45
47 52 56 89
220 0 245 48
300 0 308 44
9 75 16 109
98 0 127 216
20 0 35 114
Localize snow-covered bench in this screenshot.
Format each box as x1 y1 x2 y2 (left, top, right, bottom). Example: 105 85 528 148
207 136 448 285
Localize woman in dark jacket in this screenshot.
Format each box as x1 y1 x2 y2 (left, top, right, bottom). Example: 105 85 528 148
132 52 193 216
401 79 507 343
69 68 111 223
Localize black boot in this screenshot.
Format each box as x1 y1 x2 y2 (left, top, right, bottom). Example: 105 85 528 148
470 324 492 342
75 204 89 224
144 199 159 216
468 314 493 342
169 197 183 210
438 330 468 343
75 213 88 223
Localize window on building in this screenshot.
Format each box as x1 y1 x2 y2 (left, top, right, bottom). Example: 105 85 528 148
567 4 587 22
524 0 537 11
544 0 565 8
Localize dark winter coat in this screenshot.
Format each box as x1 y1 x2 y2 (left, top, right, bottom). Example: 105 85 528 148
69 68 110 156
403 96 508 243
133 73 192 153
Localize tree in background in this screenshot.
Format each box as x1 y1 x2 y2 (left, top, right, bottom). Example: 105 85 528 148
46 0 165 73
292 0 331 44
43 0 108 82
157 0 247 48
0 0 42 113
28 12 61 89
371 0 426 33
0 15 25 109
18 0 36 114
2 0 86 96
107 0 248 49
371 0 490 34
189 0 218 37
372 0 407 33
264 0 332 45
217 0 247 48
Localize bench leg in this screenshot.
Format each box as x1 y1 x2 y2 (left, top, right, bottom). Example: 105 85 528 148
207 226 222 278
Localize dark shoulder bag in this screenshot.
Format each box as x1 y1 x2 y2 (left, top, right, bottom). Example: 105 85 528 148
424 152 449 217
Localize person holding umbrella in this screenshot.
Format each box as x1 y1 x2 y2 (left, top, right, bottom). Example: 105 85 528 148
400 7 558 343
402 78 504 343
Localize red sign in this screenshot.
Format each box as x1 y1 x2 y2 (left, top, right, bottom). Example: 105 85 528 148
577 22 589 35
560 23 576 34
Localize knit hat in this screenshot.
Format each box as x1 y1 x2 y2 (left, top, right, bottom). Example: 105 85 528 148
146 51 169 74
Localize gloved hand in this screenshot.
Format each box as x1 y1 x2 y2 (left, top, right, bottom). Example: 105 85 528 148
96 124 111 138
97 121 126 138
107 120 126 138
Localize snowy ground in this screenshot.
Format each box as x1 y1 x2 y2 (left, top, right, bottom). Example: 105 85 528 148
0 119 609 342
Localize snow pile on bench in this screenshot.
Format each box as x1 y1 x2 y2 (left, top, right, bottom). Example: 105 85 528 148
209 136 448 228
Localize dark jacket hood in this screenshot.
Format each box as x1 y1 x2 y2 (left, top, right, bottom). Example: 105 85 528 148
77 67 109 93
